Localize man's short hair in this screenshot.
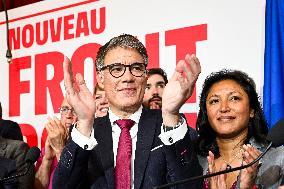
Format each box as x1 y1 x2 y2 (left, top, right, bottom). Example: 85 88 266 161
147 68 168 84
95 34 148 71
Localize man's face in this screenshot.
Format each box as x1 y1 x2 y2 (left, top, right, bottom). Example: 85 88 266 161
95 89 109 117
60 99 77 130
97 47 147 114
143 74 166 109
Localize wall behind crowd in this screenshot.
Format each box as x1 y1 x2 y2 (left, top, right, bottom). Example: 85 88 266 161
0 0 266 148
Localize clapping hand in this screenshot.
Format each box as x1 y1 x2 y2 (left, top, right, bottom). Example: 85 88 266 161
161 54 201 125
206 144 261 189
239 144 260 189
207 151 227 189
45 117 68 160
63 57 96 136
43 138 56 161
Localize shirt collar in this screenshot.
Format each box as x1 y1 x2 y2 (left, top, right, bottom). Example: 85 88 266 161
108 105 143 125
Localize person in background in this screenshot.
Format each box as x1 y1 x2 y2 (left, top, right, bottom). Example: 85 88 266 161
53 34 203 189
34 98 77 189
143 67 198 140
196 69 284 189
143 68 167 110
0 136 35 189
93 84 109 118
0 102 23 141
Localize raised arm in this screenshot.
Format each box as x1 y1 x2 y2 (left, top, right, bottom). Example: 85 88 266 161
63 57 96 137
162 54 201 126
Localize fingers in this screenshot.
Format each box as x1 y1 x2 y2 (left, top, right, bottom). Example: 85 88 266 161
207 151 215 174
207 151 216 188
49 117 59 130
241 144 260 181
207 151 227 189
63 56 76 96
54 116 67 134
45 120 54 135
185 54 201 77
185 54 201 84
172 54 201 98
44 136 50 147
176 54 201 82
243 144 261 158
239 145 260 189
46 117 59 133
76 73 86 88
167 53 201 91
46 116 66 136
242 144 260 166
76 73 94 100
45 117 68 154
168 65 183 84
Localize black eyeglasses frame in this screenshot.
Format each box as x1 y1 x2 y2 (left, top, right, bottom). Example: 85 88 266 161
98 62 147 78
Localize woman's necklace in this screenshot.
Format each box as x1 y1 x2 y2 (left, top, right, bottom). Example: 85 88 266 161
219 137 246 170
220 147 244 170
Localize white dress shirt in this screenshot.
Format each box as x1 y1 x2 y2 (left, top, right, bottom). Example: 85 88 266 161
71 106 188 188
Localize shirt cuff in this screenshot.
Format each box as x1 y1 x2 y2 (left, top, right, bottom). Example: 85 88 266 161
159 117 188 145
70 126 98 150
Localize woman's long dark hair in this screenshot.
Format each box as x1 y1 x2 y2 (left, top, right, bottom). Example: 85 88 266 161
196 69 268 157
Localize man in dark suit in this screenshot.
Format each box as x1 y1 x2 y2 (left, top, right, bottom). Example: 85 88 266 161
53 34 202 189
0 102 23 141
0 136 35 189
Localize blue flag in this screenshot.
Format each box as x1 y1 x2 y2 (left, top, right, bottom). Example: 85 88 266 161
264 0 284 128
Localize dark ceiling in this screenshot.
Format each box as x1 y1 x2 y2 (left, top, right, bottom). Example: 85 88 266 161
0 0 42 12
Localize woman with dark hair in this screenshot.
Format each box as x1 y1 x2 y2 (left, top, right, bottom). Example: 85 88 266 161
196 69 284 189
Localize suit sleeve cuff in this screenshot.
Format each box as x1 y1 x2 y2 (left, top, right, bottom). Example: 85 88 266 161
159 117 188 145
70 126 97 150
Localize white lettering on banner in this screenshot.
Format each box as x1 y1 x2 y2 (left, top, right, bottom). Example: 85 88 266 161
9 7 106 50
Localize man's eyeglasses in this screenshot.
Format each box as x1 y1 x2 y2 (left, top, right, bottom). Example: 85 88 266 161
59 106 76 115
99 62 147 78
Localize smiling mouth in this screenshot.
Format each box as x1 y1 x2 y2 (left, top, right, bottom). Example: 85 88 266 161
118 88 137 95
119 88 136 91
100 107 109 112
65 119 73 123
64 122 72 128
217 116 236 121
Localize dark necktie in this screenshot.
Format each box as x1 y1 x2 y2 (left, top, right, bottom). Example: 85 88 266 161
115 119 135 189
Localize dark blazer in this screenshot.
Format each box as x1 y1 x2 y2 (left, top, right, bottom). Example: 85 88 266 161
0 120 23 141
0 157 18 189
180 113 198 141
53 108 202 189
0 136 35 189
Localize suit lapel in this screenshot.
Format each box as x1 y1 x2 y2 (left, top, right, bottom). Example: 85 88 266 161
134 109 158 189
94 116 115 188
